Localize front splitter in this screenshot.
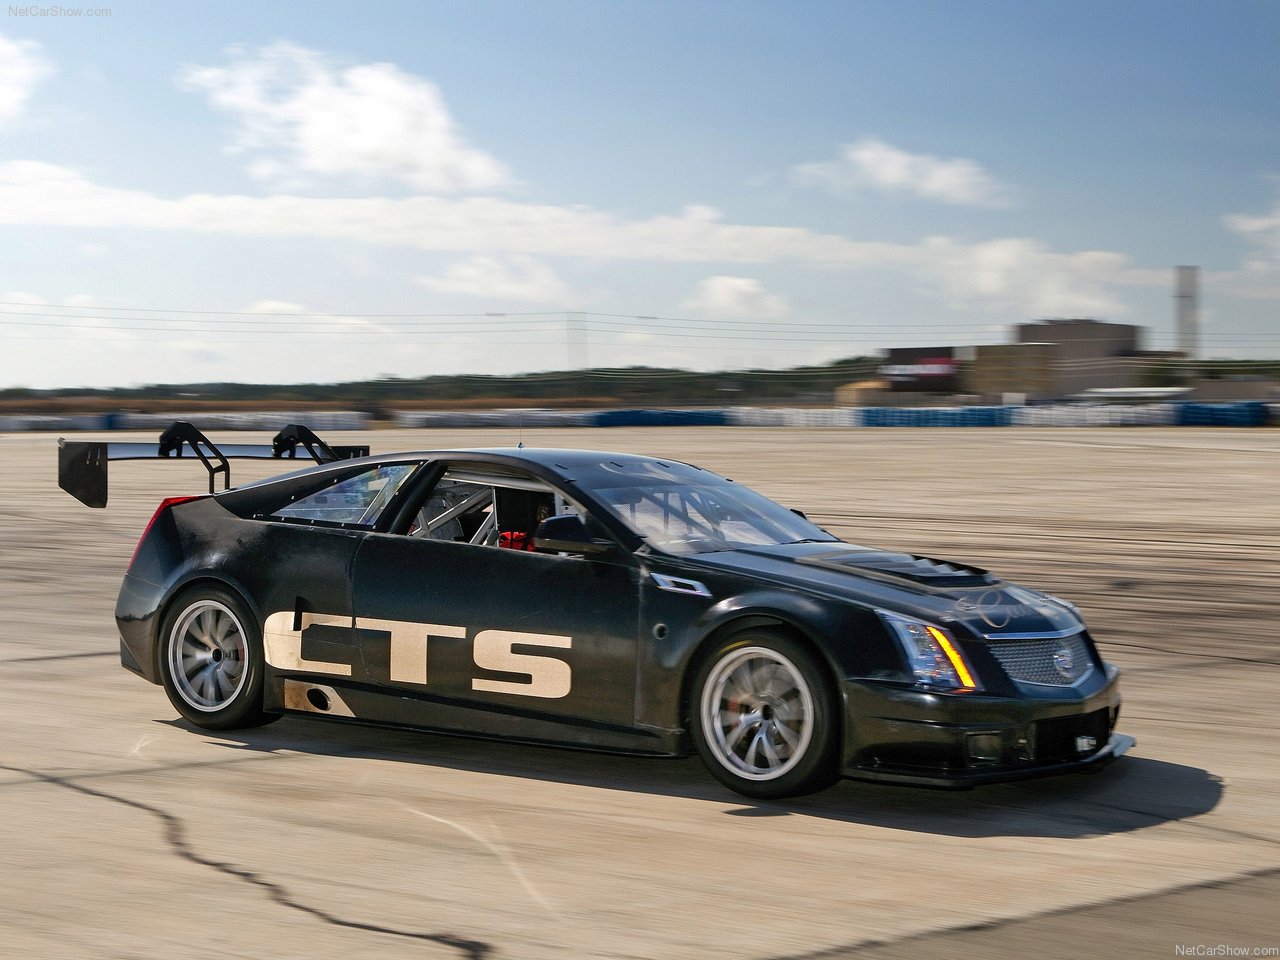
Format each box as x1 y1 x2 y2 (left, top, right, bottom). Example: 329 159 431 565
845 732 1136 790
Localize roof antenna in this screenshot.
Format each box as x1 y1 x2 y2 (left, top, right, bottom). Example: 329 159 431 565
517 410 524 449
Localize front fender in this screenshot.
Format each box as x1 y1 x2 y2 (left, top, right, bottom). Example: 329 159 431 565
692 589 869 677
634 578 893 736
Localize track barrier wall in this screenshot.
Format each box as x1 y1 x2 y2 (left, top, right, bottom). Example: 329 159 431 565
104 411 372 431
1174 402 1270 427
4 402 1276 432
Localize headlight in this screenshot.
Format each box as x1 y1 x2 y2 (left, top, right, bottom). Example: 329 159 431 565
880 612 980 691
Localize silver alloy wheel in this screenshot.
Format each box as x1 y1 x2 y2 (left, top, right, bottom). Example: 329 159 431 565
700 645 815 781
167 600 249 713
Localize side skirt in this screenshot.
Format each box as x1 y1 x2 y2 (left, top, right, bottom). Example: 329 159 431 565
267 675 688 757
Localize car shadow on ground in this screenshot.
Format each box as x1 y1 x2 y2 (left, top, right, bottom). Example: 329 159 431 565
167 715 1223 840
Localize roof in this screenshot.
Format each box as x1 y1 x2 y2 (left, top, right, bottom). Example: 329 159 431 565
362 447 721 488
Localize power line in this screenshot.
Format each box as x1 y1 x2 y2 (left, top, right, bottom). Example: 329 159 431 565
0 300 559 319
0 312 1272 351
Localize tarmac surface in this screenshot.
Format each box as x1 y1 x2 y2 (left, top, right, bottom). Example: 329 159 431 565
2 426 1277 959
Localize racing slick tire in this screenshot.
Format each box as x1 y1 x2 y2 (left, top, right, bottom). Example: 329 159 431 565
159 586 278 730
691 631 840 799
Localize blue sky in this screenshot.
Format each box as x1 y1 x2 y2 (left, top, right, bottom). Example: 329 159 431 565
1 0 1277 388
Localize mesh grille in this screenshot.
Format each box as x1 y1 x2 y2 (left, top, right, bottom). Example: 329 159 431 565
987 632 1093 685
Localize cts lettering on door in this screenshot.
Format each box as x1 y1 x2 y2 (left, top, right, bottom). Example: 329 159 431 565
262 611 572 699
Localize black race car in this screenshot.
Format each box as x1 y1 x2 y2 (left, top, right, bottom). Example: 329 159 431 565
60 423 1132 799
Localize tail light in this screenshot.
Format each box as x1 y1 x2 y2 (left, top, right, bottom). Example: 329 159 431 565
128 496 206 571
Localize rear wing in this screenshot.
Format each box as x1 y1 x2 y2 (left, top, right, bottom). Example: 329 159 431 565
58 421 371 508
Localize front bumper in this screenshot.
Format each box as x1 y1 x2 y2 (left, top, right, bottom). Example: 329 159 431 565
840 668 1130 788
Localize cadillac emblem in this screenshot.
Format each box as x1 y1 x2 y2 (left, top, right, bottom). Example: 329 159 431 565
1052 646 1075 680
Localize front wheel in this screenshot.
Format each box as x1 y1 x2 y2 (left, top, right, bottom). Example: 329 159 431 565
159 587 276 730
690 633 839 799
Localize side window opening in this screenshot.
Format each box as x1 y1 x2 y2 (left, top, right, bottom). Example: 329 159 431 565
407 468 575 550
271 464 417 527
495 487 557 551
411 478 495 543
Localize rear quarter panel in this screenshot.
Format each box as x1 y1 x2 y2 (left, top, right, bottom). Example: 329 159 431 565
117 496 365 681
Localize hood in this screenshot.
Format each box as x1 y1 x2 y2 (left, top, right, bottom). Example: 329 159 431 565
684 543 1082 637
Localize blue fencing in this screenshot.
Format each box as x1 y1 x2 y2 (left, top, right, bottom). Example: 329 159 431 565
395 409 594 428
859 406 1014 427
4 402 1275 432
592 409 729 427
0 415 110 431
1175 402 1269 427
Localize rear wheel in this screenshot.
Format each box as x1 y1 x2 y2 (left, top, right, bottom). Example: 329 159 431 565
159 587 276 729
691 632 839 799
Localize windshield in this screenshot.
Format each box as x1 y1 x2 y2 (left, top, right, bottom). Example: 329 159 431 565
594 481 839 555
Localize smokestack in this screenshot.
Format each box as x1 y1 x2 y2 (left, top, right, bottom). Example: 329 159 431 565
1175 266 1198 358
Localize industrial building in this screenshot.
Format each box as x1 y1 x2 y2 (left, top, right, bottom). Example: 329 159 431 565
849 319 1170 404
840 269 1273 405
843 268 1218 404
966 318 1162 400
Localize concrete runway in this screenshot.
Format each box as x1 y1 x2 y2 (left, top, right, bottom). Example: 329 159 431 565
2 427 1277 959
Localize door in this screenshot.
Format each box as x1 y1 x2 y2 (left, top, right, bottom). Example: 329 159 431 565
350 465 642 727
249 461 422 708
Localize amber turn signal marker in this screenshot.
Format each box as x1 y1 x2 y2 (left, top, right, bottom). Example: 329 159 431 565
926 625 977 690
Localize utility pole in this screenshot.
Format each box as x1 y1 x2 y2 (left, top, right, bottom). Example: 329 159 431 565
565 311 588 402
565 311 587 370
1175 266 1199 359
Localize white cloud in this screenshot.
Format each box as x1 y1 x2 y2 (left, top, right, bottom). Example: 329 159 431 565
1227 208 1280 257
1210 190 1280 300
917 237 1163 316
417 256 576 304
0 34 53 126
0 162 907 265
1 289 46 307
1225 192 1280 265
236 298 392 338
0 291 138 366
0 289 418 388
680 276 789 318
0 162 1161 318
242 298 305 314
63 293 103 309
792 138 1014 207
179 41 510 192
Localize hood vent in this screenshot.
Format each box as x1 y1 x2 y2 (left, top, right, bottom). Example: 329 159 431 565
796 550 997 588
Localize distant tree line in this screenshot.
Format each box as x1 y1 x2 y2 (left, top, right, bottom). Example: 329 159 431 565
0 357 885 414
2 356 1276 415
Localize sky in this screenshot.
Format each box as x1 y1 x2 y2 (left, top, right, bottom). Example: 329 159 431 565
1 0 1278 389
